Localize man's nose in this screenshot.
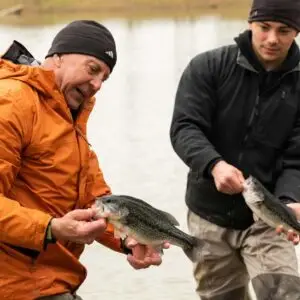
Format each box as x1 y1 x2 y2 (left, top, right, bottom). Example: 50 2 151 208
267 30 279 44
90 76 103 92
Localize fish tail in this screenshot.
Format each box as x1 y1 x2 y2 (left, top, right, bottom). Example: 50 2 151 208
183 237 203 262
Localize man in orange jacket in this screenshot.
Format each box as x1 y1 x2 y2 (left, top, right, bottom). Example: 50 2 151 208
0 20 167 300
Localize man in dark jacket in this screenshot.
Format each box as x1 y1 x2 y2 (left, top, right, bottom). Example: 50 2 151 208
170 0 300 299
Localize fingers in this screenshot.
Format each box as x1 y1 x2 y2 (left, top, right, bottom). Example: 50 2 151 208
287 230 300 245
216 175 244 195
287 203 300 220
127 254 150 269
125 237 138 248
212 162 245 195
67 208 98 221
127 251 162 269
162 242 170 249
125 239 165 269
236 170 245 186
276 224 284 234
276 225 300 245
80 218 107 234
52 209 108 244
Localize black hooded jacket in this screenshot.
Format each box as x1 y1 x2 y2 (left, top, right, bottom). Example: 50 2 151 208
170 30 300 229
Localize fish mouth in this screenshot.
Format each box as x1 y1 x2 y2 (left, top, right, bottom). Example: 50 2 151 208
95 197 119 219
242 181 249 192
243 176 254 190
94 198 108 217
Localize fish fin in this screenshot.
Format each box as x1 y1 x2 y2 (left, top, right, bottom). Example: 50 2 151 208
114 227 127 239
156 209 180 226
120 195 180 226
154 245 164 256
253 213 260 222
183 237 204 263
119 207 130 219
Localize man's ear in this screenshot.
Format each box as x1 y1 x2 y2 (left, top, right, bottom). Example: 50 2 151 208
53 54 62 68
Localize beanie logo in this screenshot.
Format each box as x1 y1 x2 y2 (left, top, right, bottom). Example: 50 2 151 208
105 51 114 59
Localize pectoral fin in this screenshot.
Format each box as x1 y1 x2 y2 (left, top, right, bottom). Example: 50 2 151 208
113 226 127 239
253 213 260 222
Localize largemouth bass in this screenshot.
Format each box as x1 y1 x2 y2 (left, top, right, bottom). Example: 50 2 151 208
242 175 300 234
95 194 203 262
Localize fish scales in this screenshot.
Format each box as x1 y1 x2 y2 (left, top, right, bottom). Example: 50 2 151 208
94 194 203 262
242 176 300 233
123 202 195 247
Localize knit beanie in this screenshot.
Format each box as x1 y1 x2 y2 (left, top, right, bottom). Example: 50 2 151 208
248 0 300 31
46 20 117 72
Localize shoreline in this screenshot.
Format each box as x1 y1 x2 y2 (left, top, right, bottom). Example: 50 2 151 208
0 0 251 25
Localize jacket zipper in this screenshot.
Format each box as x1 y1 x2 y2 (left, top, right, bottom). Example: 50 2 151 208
238 93 260 164
237 69 291 166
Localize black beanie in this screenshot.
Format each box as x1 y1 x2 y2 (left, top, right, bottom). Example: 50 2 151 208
248 0 300 31
46 20 117 72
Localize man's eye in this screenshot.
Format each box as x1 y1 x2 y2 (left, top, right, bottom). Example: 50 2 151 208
89 65 99 74
260 25 269 31
280 30 291 34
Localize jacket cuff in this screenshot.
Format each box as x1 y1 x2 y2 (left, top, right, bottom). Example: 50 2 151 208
204 158 223 178
279 196 296 205
43 218 57 250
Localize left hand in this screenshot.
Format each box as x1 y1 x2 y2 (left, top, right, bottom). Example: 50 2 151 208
276 203 300 245
124 237 170 269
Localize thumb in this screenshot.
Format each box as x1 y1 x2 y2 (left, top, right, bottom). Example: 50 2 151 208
67 208 96 221
125 237 138 248
235 169 245 185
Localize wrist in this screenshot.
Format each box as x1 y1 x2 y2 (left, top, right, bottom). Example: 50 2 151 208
207 158 223 178
211 160 224 177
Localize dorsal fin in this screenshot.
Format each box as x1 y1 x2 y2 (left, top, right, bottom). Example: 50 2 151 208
156 209 180 226
119 195 180 226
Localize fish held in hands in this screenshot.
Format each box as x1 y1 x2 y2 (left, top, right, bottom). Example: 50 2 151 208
94 194 203 262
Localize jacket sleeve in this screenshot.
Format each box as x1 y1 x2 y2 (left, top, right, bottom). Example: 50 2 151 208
170 53 222 176
84 150 111 205
84 150 123 253
274 115 300 203
0 81 52 251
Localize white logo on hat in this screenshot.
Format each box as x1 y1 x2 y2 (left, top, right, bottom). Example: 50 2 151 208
105 51 114 59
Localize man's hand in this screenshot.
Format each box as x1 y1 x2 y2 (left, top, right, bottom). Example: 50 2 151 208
51 208 107 244
276 203 300 245
124 237 170 269
211 160 245 195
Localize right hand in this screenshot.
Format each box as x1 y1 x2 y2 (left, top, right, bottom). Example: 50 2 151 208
276 203 300 245
51 208 107 244
211 160 245 195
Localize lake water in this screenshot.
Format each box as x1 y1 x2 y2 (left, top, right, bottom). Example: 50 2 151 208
0 15 299 300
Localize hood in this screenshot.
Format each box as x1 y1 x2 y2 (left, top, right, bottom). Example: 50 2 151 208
0 40 58 97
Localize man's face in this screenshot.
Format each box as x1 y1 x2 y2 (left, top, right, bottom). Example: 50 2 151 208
249 21 298 68
54 54 111 110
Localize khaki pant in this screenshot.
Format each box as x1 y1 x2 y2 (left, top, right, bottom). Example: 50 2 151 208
188 210 300 300
37 293 82 300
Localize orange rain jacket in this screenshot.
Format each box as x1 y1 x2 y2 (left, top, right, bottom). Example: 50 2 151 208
0 59 123 299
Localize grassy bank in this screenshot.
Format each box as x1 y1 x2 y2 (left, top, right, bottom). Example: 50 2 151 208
0 0 251 25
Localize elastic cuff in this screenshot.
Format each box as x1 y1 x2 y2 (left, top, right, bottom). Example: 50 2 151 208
43 218 57 250
279 197 296 205
204 158 223 178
